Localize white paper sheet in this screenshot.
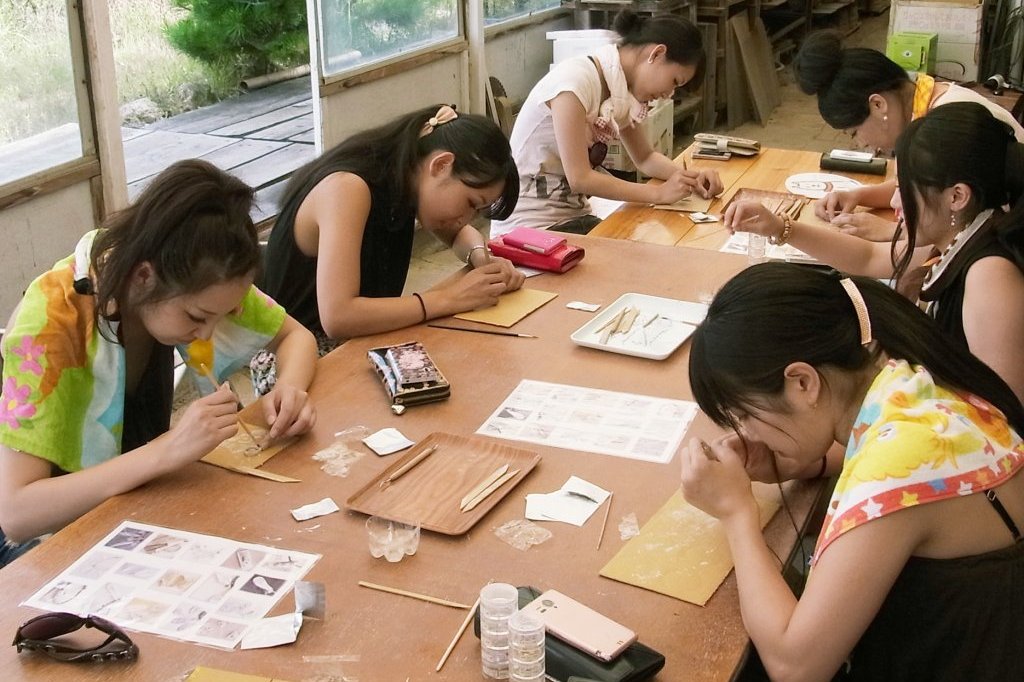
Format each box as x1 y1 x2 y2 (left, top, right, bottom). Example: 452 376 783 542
720 232 817 263
525 476 611 526
477 380 698 464
22 521 319 649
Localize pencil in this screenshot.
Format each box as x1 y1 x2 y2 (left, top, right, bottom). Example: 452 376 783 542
358 581 471 610
197 362 261 449
428 323 536 338
596 492 613 550
436 596 481 672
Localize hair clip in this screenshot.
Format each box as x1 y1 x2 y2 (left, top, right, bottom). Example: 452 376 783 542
419 104 459 137
839 278 873 345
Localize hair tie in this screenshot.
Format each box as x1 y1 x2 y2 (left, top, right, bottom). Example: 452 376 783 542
839 278 873 346
419 105 458 137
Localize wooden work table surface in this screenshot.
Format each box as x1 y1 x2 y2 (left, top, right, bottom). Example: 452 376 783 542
0 237 821 681
592 145 894 249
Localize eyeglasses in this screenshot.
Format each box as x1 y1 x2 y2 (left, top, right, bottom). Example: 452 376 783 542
13 612 138 662
588 141 608 168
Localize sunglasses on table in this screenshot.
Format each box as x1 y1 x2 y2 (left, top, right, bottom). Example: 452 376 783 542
13 612 138 662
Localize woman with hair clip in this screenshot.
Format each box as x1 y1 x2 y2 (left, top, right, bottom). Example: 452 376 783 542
490 10 723 236
793 30 1024 242
0 160 318 567
724 102 1024 403
681 262 1024 681
259 104 524 355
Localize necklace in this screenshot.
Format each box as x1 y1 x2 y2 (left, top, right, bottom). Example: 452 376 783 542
920 209 994 296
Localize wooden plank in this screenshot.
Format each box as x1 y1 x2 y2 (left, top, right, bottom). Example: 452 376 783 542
730 13 777 125
229 142 315 190
207 102 312 137
725 13 753 128
123 130 236 184
252 179 291 228
0 157 99 212
198 138 290 171
148 77 311 135
698 21 719 129
0 124 83 187
247 112 314 142
289 128 316 144
753 17 781 109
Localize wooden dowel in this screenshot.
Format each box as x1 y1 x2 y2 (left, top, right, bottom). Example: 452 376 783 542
380 444 438 489
596 492 613 550
358 581 470 610
461 469 520 512
435 596 481 672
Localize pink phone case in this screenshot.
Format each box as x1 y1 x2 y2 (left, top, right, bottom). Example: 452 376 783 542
521 589 637 662
502 227 567 255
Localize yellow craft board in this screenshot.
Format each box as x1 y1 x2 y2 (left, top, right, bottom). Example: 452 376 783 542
653 195 714 213
454 288 557 328
600 485 781 606
201 423 298 480
187 667 292 682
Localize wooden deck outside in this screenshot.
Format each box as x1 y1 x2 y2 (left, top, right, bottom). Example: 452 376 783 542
126 77 316 226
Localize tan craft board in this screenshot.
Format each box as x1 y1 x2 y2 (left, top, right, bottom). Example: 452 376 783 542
600 484 781 606
346 432 541 535
454 288 557 327
201 423 299 482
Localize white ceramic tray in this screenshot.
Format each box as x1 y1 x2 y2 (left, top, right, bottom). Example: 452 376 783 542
570 293 708 360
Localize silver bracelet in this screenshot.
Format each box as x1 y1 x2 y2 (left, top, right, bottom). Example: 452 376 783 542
465 244 489 265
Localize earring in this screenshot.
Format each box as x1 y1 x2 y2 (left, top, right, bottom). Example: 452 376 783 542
950 212 960 231
882 114 888 122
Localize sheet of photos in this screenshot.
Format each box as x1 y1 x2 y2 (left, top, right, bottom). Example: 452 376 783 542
720 232 817 264
22 521 319 649
477 380 698 464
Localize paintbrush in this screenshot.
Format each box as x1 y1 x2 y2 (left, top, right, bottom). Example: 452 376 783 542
196 361 262 450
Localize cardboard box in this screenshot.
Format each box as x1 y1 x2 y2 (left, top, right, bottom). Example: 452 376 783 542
604 99 674 174
887 32 938 73
889 1 982 80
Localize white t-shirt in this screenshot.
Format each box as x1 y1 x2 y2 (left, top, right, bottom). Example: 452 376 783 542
491 56 633 236
932 83 1024 142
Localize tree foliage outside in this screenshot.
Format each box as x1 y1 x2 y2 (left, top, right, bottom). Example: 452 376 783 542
484 0 560 24
166 0 310 79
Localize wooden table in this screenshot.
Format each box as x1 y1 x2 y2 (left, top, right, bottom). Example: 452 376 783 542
592 145 894 249
0 238 822 681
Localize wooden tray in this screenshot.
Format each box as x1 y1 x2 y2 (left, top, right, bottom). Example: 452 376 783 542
345 432 541 535
723 187 831 229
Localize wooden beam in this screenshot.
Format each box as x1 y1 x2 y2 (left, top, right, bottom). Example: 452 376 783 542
0 157 101 212
318 44 467 98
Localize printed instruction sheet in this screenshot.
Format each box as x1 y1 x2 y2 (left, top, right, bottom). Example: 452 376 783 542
477 380 698 464
22 521 319 649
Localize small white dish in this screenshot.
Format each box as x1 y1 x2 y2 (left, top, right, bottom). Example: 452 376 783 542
785 172 862 199
570 293 707 360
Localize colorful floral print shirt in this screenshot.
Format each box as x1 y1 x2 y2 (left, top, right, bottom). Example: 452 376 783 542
812 359 1024 564
0 231 285 473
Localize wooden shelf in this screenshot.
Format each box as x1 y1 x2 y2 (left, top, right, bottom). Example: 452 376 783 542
812 0 853 14
767 15 805 42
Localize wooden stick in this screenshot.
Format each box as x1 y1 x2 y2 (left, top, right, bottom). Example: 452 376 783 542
358 581 470 609
596 492 613 550
461 468 520 512
379 444 438 489
460 464 509 510
595 307 626 335
197 362 261 449
435 596 481 672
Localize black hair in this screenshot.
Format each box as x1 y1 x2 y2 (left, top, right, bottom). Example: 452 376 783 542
613 10 706 90
91 159 260 326
895 101 1024 282
793 30 911 130
689 263 1024 436
283 105 518 221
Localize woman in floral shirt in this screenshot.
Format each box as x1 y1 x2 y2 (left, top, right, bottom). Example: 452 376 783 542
681 263 1024 680
0 160 318 566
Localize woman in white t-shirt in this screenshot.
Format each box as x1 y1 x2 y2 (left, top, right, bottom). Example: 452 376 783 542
794 29 1024 242
491 11 723 237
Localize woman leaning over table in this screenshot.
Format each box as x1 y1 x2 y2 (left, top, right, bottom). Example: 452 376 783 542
259 104 524 357
0 160 318 568
793 29 1024 242
725 102 1024 403
490 10 723 237
681 262 1024 681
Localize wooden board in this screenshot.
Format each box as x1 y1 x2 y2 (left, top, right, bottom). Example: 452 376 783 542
200 422 298 476
454 288 557 328
345 432 541 535
600 485 781 606
730 14 779 126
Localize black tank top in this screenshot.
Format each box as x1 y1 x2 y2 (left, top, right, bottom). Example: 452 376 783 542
259 165 415 338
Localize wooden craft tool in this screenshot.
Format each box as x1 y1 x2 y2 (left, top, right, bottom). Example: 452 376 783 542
197 362 261 450
435 596 481 672
379 444 438 490
459 464 510 510
357 581 470 609
428 324 537 339
461 468 520 512
596 491 613 550
699 440 719 462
